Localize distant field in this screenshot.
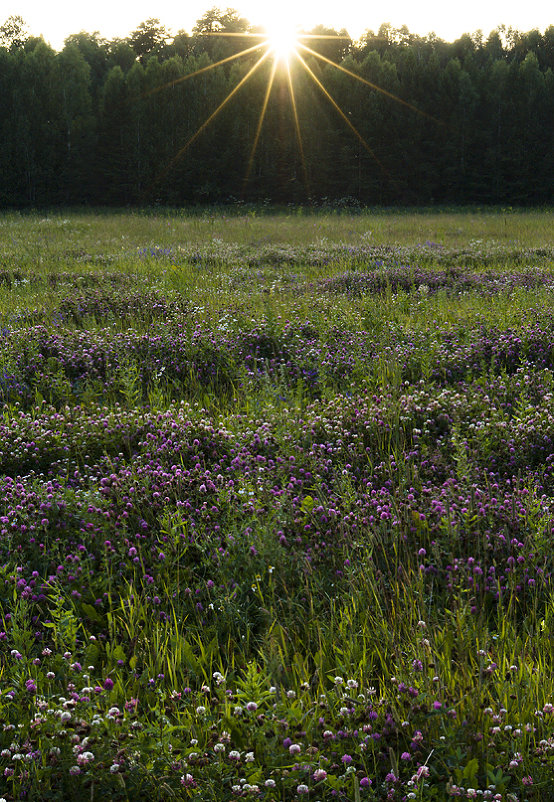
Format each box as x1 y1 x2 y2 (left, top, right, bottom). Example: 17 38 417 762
2 207 554 254
1 208 554 800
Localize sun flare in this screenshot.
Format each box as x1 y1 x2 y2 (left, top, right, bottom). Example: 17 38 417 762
149 12 435 201
264 20 300 63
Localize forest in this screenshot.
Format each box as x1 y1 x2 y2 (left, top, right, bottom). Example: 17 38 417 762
1 11 554 207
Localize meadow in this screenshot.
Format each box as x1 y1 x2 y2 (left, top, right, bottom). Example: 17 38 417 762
1 207 554 800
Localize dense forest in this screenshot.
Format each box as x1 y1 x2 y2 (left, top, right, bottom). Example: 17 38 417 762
1 11 553 206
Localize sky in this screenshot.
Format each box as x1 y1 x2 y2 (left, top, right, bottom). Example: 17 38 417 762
6 0 553 52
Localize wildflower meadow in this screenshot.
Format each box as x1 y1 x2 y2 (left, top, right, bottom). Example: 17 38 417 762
1 208 554 801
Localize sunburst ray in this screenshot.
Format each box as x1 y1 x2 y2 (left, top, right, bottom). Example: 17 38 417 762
285 57 310 196
145 41 266 99
295 52 388 175
299 42 441 124
149 24 445 200
154 49 271 186
243 59 279 194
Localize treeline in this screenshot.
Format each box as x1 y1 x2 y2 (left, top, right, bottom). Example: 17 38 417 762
1 12 554 206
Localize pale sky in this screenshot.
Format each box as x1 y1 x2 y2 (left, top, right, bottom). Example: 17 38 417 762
6 0 553 51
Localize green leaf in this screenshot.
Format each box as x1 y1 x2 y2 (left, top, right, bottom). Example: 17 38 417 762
81 603 101 623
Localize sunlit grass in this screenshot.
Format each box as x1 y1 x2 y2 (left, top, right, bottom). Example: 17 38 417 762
2 208 554 256
1 209 554 799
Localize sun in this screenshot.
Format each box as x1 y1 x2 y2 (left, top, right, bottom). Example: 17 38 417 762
264 19 300 63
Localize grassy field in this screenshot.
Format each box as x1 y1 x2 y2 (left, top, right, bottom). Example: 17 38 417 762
1 208 554 800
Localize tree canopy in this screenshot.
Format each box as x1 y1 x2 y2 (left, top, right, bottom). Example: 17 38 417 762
1 13 553 206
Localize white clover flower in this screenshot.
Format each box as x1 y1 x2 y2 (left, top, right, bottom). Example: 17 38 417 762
214 743 225 753
228 750 241 760
334 676 344 685
265 779 276 787
346 679 359 689
77 751 95 765
195 706 206 716
313 768 327 781
110 764 119 773
245 751 255 762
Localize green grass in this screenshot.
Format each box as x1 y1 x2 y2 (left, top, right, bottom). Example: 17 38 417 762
0 208 554 801
1 207 554 257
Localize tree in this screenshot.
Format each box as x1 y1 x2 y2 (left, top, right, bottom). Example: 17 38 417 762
98 65 129 202
304 25 351 64
108 39 136 72
192 8 252 60
129 19 169 63
0 15 28 49
173 31 192 60
11 39 60 203
56 43 95 201
193 7 250 35
63 32 108 94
